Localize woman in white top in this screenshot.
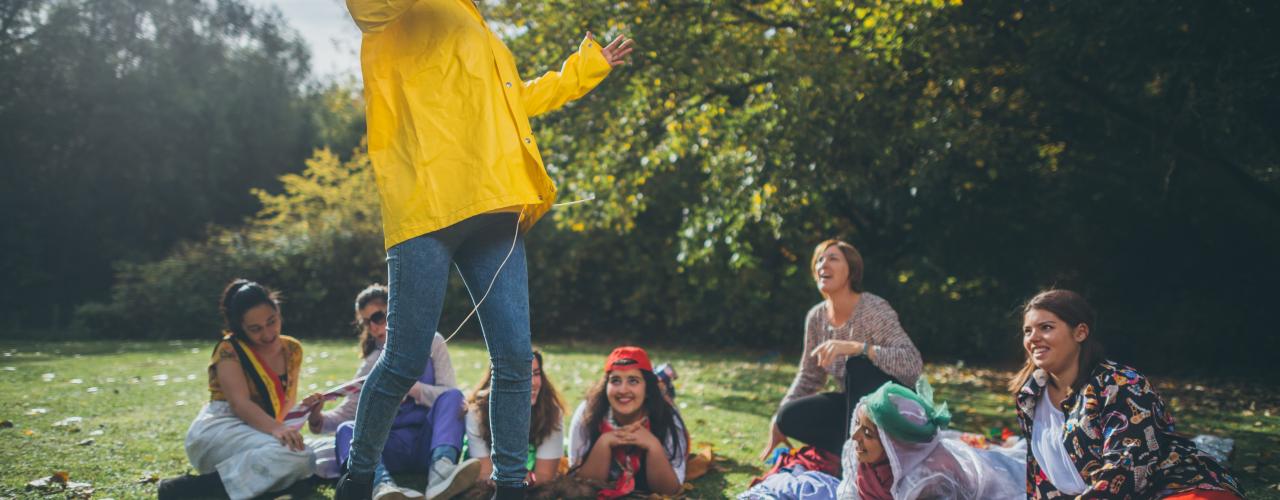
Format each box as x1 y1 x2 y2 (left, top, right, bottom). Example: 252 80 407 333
568 346 688 498
466 349 566 486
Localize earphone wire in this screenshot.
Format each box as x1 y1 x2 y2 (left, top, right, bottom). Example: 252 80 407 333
441 195 594 344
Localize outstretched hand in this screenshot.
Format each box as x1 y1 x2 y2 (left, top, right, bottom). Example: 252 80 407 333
588 32 634 68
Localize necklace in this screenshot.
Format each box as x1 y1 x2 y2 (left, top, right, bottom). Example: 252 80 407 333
824 302 856 333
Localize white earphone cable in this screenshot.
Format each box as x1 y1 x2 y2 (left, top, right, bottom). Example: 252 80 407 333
440 195 594 343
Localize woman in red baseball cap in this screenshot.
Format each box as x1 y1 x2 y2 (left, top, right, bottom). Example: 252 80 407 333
567 346 688 498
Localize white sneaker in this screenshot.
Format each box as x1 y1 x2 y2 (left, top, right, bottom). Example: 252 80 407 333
425 457 482 500
373 481 426 500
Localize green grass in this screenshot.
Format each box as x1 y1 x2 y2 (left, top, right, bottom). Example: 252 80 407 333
2 340 1277 499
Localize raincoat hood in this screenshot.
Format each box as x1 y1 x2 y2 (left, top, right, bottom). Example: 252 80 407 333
837 378 1026 499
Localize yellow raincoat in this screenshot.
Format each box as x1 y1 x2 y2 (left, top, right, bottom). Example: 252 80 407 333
346 0 614 249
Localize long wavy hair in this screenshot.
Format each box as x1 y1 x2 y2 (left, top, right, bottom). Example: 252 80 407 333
1008 289 1106 393
579 364 687 461
353 284 388 359
467 350 565 446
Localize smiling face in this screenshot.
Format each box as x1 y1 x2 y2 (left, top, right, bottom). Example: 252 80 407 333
814 245 851 295
851 406 886 464
240 303 281 348
1022 308 1087 377
606 367 647 419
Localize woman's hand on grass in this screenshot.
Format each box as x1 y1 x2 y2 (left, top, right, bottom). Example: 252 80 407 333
758 418 792 461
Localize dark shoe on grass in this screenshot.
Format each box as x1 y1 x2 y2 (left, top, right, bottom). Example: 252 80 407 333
490 483 526 500
158 471 226 500
334 471 374 500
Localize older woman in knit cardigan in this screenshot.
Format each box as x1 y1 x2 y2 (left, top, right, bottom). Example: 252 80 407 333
760 239 924 459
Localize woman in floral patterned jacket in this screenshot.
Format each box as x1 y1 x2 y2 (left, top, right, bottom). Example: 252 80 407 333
1009 289 1243 499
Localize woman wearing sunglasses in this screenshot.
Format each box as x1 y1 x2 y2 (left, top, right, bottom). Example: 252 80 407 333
310 284 480 500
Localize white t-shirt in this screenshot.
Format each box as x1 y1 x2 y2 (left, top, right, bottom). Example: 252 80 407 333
1031 389 1090 495
465 409 564 461
567 401 687 485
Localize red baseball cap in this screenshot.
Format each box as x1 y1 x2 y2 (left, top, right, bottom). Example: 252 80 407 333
604 346 653 373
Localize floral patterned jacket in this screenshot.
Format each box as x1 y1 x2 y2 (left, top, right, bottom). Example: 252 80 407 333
1015 360 1243 499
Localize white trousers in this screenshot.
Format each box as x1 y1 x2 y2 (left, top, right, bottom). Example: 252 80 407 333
184 401 318 500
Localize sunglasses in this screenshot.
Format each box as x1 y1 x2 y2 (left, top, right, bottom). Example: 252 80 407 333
361 310 387 326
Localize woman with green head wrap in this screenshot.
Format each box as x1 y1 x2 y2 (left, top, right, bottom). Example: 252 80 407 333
837 379 1025 500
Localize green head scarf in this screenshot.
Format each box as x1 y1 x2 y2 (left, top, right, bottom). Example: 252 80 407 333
860 377 951 443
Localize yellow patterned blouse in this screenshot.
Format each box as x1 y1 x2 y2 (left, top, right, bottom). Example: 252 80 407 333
207 335 303 416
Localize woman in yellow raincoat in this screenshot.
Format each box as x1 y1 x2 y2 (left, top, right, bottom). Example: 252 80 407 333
335 1 633 499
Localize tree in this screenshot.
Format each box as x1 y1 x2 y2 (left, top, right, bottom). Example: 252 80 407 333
483 0 1279 372
0 0 361 331
75 0 1280 375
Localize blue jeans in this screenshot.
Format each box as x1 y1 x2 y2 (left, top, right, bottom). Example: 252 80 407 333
348 213 532 488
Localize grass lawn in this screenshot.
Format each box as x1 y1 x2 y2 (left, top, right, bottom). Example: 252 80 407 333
2 339 1277 499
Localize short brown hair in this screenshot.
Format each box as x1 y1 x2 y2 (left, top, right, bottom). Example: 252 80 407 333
811 239 865 293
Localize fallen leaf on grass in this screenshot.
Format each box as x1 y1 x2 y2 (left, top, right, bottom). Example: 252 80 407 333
77 438 94 446
89 429 104 436
26 407 48 415
137 473 160 484
23 429 35 436
41 373 55 381
27 471 68 490
26 471 92 498
52 416 83 428
685 442 716 481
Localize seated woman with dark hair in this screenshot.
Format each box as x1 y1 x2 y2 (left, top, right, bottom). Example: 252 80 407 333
568 346 689 498
1012 289 1243 499
159 279 321 500
466 349 567 487
308 284 479 500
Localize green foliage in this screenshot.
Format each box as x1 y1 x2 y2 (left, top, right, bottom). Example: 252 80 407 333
486 0 1280 372
74 147 385 340
0 0 362 332
51 0 1280 377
